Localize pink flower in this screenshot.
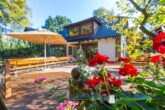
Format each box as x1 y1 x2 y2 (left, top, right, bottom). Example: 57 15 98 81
68 57 75 63
79 54 83 61
34 77 46 83
58 101 79 110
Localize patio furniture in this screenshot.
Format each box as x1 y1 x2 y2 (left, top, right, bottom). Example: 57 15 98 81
5 29 68 68
8 57 69 75
130 54 151 66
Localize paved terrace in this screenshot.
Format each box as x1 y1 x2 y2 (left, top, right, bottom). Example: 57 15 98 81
3 64 143 110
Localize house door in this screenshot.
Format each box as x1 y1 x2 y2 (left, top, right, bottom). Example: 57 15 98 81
82 44 98 59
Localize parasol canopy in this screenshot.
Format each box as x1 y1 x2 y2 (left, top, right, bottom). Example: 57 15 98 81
5 29 68 68
5 29 67 44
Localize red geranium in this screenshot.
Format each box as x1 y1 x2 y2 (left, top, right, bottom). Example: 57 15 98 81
89 53 114 67
96 53 109 65
109 77 116 84
118 57 130 63
107 73 111 78
119 64 138 77
89 58 97 67
101 89 112 95
114 79 122 87
163 62 165 66
82 85 89 93
152 32 165 51
82 75 122 94
158 46 165 54
150 55 160 63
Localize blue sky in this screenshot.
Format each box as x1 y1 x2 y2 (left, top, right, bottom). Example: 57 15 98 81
26 0 116 29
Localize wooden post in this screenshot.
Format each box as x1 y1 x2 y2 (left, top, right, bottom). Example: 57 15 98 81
66 44 69 57
4 59 11 99
72 47 73 57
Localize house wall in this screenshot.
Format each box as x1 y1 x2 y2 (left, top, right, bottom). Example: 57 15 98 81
94 21 100 34
98 37 116 61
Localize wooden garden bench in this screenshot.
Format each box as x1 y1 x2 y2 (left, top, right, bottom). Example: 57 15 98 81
130 54 151 66
8 57 69 74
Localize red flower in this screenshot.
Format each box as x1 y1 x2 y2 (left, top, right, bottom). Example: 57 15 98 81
119 64 138 77
114 79 122 87
109 77 116 84
101 85 106 89
98 76 104 82
89 53 114 66
106 60 115 64
101 89 112 95
159 46 165 54
82 85 88 93
118 57 130 63
152 32 165 51
96 53 109 65
89 58 97 67
163 62 165 66
150 55 160 63
107 73 111 78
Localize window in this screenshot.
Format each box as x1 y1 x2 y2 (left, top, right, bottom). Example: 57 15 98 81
81 22 93 35
69 26 79 37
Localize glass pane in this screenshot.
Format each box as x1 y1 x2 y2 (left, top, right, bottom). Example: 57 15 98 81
73 47 77 58
69 26 79 37
90 46 94 58
94 46 98 58
69 47 72 56
81 23 92 35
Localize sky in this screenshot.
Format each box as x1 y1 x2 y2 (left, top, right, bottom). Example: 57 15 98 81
26 0 116 29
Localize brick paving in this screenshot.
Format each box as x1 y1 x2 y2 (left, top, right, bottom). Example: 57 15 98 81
3 64 142 110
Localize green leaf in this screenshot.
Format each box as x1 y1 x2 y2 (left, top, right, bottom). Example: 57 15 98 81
124 79 131 83
115 97 146 105
138 72 149 77
131 106 140 110
133 77 145 84
144 81 165 91
159 0 165 4
136 85 146 94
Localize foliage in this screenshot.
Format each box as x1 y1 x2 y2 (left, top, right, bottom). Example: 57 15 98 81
104 15 153 58
0 0 31 32
0 38 51 59
46 86 67 103
93 7 114 17
103 0 164 58
42 15 72 33
116 0 165 38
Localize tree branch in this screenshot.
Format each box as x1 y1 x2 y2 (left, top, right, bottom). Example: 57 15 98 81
129 0 156 38
145 0 151 9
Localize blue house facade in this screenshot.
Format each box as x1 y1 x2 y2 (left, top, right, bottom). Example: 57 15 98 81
51 16 127 60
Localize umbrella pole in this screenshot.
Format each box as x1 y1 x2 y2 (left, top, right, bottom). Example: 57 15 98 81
44 41 47 68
